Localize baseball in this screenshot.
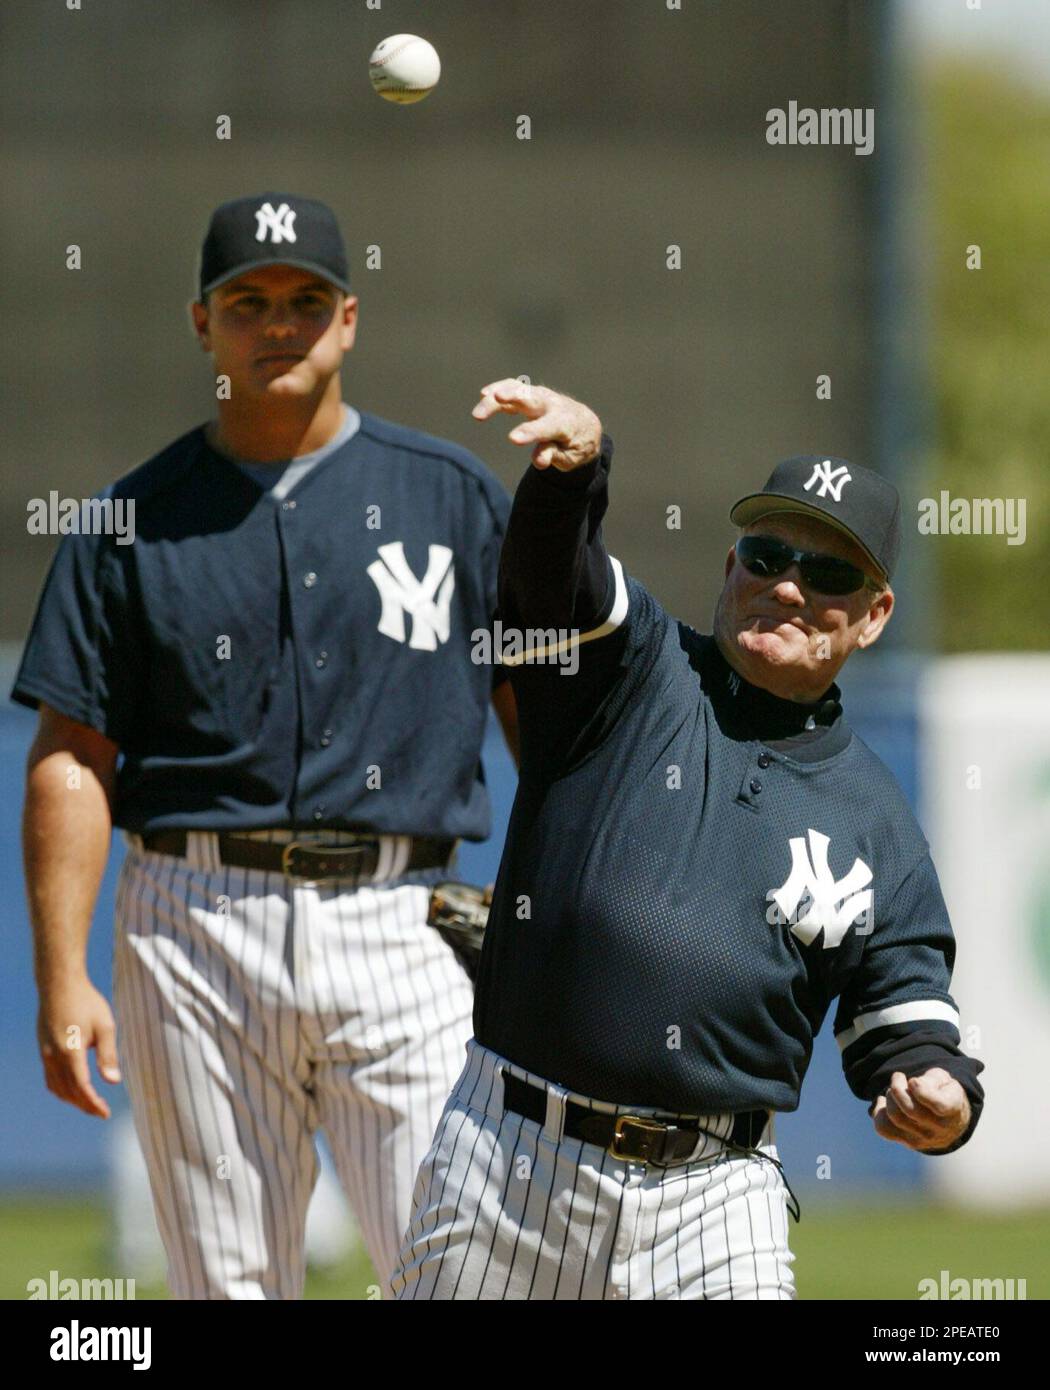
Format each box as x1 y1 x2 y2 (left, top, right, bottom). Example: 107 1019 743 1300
368 34 441 104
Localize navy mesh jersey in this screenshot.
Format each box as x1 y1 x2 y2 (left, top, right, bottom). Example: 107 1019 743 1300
12 409 510 839
474 435 984 1153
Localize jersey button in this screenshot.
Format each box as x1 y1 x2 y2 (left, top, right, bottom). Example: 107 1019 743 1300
749 778 763 795
315 651 328 669
282 500 297 511
303 571 317 588
320 730 332 747
313 806 325 821
757 752 772 769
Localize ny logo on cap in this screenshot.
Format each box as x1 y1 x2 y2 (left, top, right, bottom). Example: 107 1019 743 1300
254 201 297 245
803 459 852 502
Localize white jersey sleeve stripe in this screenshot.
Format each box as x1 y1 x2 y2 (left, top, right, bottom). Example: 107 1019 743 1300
835 999 960 1052
500 556 629 665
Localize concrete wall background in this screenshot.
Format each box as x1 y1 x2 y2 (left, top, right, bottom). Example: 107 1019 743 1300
2 0 881 635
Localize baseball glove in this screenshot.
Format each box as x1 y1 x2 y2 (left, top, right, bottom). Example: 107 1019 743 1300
427 880 491 981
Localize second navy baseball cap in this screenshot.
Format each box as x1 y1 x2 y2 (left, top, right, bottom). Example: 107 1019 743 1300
730 455 902 581
198 192 351 299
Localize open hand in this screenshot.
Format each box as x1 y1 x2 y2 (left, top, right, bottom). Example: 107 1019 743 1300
472 379 602 472
37 976 121 1119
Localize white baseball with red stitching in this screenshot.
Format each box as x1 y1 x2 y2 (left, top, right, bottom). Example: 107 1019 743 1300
369 34 441 104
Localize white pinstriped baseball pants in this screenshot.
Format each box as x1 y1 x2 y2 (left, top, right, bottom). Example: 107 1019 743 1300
112 831 475 1300
391 1038 797 1300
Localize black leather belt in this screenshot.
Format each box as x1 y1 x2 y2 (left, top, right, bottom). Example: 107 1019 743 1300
501 1069 769 1167
140 830 455 882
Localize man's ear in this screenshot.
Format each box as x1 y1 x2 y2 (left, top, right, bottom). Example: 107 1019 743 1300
188 298 210 350
341 294 359 352
857 587 894 649
724 544 737 580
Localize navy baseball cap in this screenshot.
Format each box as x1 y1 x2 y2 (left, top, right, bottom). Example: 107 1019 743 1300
198 192 351 300
730 455 902 581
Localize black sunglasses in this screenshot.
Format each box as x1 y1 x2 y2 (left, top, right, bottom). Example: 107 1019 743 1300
735 535 872 596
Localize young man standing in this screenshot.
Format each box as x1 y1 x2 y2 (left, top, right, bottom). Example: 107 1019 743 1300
16 193 516 1298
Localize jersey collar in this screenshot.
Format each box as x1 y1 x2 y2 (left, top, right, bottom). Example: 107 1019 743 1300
706 638 848 757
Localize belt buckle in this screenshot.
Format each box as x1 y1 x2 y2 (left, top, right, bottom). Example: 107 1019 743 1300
280 840 303 877
609 1113 667 1164
280 840 373 882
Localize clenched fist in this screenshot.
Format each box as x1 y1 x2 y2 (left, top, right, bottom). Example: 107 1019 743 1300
472 379 603 472
870 1068 972 1153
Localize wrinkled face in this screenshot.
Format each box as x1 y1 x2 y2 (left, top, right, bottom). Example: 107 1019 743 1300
713 511 894 697
191 264 357 400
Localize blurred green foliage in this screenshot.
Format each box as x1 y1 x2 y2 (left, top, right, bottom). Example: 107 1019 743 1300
925 63 1050 651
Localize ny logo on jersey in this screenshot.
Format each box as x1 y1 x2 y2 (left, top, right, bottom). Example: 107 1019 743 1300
367 542 455 651
769 828 873 948
254 201 297 244
803 459 852 502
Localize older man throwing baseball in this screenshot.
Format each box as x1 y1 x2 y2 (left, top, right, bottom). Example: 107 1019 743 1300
391 382 984 1301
